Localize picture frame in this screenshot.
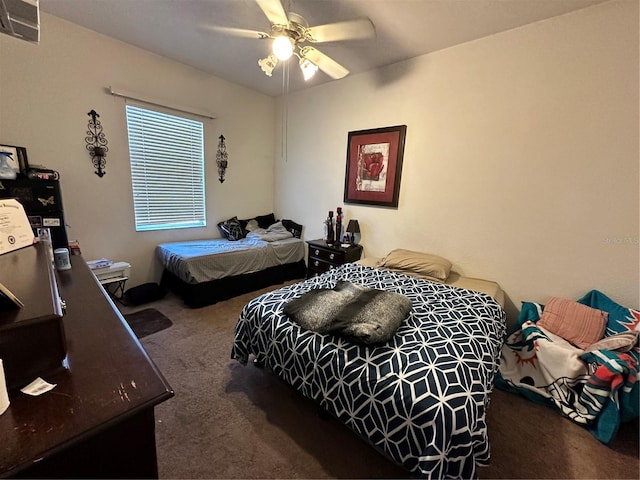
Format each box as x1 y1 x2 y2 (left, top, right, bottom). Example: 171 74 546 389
343 125 407 208
0 144 29 176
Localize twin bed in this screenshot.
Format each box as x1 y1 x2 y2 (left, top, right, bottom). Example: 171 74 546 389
157 218 306 307
231 249 507 478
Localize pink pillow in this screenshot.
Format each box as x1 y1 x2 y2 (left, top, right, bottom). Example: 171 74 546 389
537 297 608 349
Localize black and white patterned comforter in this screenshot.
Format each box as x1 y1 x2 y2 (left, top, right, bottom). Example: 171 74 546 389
231 263 506 479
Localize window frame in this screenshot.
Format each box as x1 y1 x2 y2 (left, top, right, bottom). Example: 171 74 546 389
125 104 206 232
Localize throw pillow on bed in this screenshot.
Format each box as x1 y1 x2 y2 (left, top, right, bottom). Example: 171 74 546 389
243 219 260 232
217 216 244 241
254 212 277 229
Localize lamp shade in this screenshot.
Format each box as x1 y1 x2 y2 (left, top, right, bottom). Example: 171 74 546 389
346 219 360 245
346 219 360 233
299 56 318 81
258 54 278 76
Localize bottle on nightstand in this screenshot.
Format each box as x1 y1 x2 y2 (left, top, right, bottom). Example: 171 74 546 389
335 207 343 246
324 211 335 245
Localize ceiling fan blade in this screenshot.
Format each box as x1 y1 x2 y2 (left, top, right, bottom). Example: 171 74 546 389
199 25 269 39
256 0 288 26
307 18 375 43
302 47 349 80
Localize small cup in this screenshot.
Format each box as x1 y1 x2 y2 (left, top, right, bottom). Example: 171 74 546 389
54 248 71 271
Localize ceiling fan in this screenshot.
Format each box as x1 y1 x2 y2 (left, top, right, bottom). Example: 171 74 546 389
214 0 375 82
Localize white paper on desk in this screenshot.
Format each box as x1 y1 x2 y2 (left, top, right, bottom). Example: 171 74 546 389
0 199 35 255
0 359 9 415
20 377 57 396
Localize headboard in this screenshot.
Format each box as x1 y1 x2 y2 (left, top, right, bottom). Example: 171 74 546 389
281 219 303 239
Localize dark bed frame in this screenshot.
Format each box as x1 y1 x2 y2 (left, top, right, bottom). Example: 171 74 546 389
160 219 307 308
160 260 306 308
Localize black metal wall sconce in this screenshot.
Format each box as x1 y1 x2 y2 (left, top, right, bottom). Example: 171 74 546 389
216 134 229 183
85 109 109 178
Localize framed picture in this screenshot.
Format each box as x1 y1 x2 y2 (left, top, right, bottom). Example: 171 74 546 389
343 125 407 208
0 144 29 176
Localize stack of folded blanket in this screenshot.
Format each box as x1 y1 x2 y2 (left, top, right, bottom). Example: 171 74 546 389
284 280 413 345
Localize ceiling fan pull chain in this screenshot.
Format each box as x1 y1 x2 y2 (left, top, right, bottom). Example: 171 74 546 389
281 60 289 162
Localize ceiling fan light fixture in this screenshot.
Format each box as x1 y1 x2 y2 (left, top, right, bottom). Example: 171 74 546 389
272 35 294 60
258 54 278 76
299 56 318 81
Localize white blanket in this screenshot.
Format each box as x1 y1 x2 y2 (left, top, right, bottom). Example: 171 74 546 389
246 221 293 242
499 321 591 420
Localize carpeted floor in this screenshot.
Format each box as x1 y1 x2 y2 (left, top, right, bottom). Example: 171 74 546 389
119 285 639 479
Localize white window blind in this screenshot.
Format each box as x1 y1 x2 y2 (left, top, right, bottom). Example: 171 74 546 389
126 105 206 232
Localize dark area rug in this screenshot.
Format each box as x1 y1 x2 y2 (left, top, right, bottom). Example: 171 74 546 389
124 308 172 339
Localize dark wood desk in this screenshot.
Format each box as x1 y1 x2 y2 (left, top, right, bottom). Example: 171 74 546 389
0 251 174 478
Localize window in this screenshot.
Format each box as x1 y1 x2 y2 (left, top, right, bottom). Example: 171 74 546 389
126 105 206 231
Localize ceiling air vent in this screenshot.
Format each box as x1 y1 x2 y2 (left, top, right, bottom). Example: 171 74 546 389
0 0 39 43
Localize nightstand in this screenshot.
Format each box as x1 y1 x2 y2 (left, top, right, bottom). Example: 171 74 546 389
306 239 363 278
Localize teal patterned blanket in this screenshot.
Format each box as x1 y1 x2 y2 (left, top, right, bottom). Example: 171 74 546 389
496 290 639 443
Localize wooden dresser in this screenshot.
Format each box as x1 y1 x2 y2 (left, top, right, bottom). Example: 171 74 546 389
306 239 363 278
0 245 173 478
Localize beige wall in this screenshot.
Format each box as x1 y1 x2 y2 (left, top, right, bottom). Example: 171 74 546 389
0 13 276 287
275 0 639 322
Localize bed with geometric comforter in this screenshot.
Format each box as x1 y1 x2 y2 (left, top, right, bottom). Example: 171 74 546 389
231 263 506 478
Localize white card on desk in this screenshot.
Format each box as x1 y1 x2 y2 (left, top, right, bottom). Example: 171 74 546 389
0 199 35 255
20 377 57 396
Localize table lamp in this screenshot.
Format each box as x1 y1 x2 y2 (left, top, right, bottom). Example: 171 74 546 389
346 219 360 245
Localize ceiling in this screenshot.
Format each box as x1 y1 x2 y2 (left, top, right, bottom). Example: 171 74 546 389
39 0 607 97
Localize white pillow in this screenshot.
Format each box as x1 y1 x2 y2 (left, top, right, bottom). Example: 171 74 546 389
244 219 259 232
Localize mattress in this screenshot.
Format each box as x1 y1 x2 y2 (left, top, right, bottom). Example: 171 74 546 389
357 256 505 307
156 237 304 284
